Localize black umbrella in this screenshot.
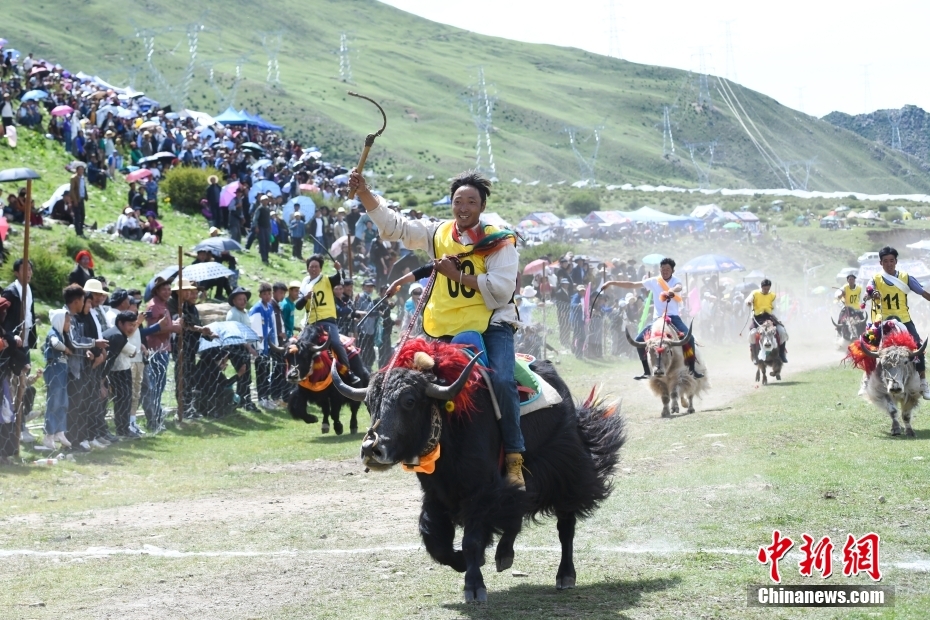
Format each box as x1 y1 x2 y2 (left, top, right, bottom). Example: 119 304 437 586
138 152 177 165
193 238 244 254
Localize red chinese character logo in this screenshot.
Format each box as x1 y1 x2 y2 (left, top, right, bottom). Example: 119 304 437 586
842 533 882 581
798 534 833 578
758 530 794 583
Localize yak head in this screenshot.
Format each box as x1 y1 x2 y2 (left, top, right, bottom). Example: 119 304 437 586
866 341 927 394
625 320 691 377
758 321 779 355
332 343 481 471
286 325 328 384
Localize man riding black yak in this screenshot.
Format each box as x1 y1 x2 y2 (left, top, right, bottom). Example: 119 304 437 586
349 168 528 489
336 169 626 602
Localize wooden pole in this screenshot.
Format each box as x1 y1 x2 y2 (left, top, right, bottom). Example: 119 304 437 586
346 234 354 280
14 179 32 457
176 245 184 423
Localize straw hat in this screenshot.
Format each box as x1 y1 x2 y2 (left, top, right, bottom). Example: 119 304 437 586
288 280 302 290
520 286 537 299
123 207 134 215
171 278 198 291
83 279 106 294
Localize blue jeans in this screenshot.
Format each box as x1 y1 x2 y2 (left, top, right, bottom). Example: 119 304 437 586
144 352 170 428
635 315 694 362
317 319 351 369
43 363 68 435
484 323 524 454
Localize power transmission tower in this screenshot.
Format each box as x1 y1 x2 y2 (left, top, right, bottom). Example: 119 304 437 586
606 0 621 58
888 110 903 150
564 125 604 182
662 105 676 156
131 25 179 105
338 32 353 83
692 48 712 108
180 22 206 107
683 140 717 187
778 158 816 191
464 67 497 178
722 21 737 81
259 31 284 85
202 54 251 109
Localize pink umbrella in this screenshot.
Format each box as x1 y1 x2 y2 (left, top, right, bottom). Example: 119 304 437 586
219 181 239 207
299 183 320 192
330 235 349 256
51 105 73 116
522 258 548 275
125 168 152 183
0 216 8 242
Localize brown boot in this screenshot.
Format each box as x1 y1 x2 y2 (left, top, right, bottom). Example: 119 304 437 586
505 453 526 491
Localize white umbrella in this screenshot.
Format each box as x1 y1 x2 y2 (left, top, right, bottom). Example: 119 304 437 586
330 235 349 256
43 183 71 209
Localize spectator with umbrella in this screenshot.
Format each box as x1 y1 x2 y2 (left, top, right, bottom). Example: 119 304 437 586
224 287 259 413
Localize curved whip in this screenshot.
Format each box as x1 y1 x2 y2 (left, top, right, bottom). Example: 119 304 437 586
347 91 387 200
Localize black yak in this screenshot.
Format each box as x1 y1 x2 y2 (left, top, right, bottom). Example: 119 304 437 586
284 325 370 434
332 338 625 602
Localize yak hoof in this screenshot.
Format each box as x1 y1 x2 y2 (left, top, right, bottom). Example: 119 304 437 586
304 414 319 424
891 425 902 436
350 425 358 434
906 427 916 438
333 421 344 435
556 576 576 590
775 374 781 381
321 423 330 434
464 587 488 603
687 407 695 414
496 554 514 573
661 409 671 418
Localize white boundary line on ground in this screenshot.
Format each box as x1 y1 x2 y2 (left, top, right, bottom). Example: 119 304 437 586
2 544 928 571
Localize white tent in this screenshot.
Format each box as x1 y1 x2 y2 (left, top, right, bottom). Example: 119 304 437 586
481 212 511 229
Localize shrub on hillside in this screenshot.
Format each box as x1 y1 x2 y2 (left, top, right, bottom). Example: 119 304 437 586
161 167 216 215
563 191 600 215
3 246 71 302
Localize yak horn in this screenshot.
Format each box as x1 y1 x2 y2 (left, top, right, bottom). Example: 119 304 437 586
669 322 693 347
625 328 647 349
863 346 879 359
331 361 368 401
269 342 286 355
424 354 482 402
831 318 838 327
918 340 929 357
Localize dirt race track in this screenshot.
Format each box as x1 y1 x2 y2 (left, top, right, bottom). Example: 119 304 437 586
1 328 862 619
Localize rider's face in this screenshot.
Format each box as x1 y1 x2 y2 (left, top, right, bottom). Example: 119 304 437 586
761 285 771 294
660 264 673 280
307 260 322 279
451 185 485 230
881 255 897 274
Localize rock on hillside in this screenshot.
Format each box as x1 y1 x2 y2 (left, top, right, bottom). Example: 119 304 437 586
823 105 930 167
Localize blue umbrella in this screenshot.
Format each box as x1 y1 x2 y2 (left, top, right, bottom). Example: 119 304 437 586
205 321 260 344
679 254 745 274
332 174 349 185
250 158 272 170
642 253 665 265
21 90 48 102
248 179 282 203
4 50 21 61
282 195 315 222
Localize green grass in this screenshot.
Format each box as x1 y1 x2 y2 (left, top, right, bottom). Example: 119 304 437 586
0 0 926 192
2 360 930 618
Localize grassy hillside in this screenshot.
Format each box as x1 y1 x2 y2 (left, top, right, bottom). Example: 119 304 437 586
824 105 930 166
2 0 929 193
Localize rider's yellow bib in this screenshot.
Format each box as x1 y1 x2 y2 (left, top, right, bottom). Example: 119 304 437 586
873 271 911 322
843 284 862 309
423 221 500 338
306 275 337 322
751 290 776 315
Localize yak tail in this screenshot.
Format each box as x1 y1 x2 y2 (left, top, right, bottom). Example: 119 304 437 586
576 397 626 507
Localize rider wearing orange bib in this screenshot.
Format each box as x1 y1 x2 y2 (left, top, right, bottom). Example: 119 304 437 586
350 169 526 490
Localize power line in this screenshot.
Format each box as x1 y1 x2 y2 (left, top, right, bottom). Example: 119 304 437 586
722 20 737 81
662 105 676 156
259 31 284 85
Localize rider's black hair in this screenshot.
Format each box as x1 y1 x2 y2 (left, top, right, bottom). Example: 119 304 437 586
306 254 325 269
879 246 898 260
450 171 492 205
660 257 676 269
761 279 772 287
